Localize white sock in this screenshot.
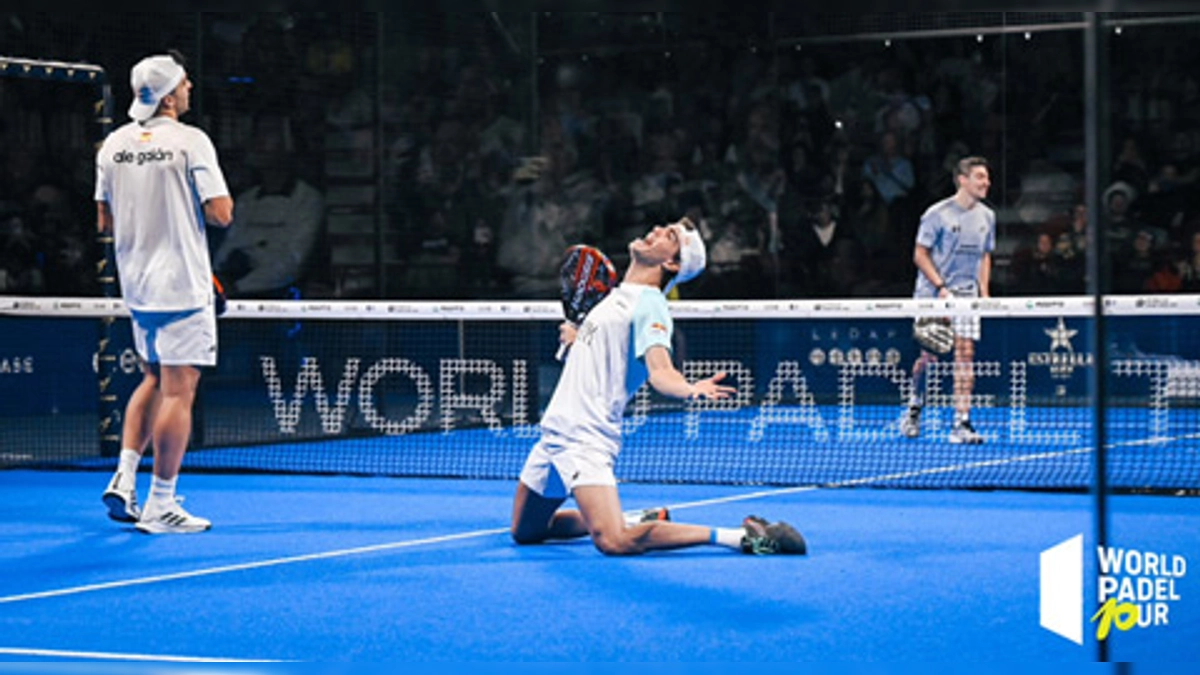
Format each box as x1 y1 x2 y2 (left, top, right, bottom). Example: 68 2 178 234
149 476 177 506
115 449 141 489
711 527 744 549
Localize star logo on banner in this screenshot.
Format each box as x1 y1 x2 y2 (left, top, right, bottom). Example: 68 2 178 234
1045 317 1077 352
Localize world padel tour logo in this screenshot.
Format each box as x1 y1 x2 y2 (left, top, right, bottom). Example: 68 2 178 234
1040 534 1187 644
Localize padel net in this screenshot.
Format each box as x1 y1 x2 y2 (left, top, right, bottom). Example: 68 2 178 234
2 294 1199 492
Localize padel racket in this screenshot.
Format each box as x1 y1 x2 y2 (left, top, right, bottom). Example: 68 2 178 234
212 273 227 317
556 244 618 361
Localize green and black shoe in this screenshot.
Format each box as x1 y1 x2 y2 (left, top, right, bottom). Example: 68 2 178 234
740 515 807 555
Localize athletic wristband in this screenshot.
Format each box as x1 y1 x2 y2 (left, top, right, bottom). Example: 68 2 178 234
935 283 946 293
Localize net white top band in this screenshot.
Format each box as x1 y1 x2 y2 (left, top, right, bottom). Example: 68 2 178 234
4 295 1200 320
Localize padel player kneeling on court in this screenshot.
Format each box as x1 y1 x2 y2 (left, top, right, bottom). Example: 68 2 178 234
511 217 807 556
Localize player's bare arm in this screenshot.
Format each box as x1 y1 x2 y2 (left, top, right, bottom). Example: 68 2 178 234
96 201 112 234
913 244 947 296
205 195 234 227
978 252 992 297
644 345 735 401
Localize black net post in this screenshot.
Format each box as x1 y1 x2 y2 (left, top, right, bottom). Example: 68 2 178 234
1083 13 1110 661
94 75 119 459
0 55 118 459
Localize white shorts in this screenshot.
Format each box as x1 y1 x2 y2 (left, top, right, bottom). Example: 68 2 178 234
130 306 217 367
518 437 617 499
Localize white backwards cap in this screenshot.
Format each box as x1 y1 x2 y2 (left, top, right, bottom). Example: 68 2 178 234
128 55 185 122
665 220 707 294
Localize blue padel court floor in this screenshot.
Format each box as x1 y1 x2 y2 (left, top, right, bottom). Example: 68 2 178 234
0 469 1197 662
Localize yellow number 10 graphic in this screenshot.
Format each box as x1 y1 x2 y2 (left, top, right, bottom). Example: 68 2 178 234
1090 598 1139 640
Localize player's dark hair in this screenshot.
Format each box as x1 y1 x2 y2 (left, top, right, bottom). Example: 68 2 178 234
955 156 989 177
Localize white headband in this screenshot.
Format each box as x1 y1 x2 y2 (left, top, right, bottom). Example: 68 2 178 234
665 222 706 293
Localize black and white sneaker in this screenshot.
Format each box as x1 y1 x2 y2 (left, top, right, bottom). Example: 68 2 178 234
900 406 922 438
740 515 807 555
136 499 211 534
948 419 984 445
101 473 140 523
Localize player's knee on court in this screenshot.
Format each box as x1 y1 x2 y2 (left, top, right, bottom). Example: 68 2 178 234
590 526 638 556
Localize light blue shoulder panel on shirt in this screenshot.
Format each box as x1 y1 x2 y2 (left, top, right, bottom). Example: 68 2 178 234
631 287 673 360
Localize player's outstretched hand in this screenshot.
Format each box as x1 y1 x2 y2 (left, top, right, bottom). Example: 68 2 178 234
691 372 737 401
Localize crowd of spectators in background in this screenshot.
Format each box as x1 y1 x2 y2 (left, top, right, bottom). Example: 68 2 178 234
2 13 1200 300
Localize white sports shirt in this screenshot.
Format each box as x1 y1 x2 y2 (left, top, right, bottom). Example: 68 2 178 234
539 282 674 456
95 117 230 311
912 195 995 298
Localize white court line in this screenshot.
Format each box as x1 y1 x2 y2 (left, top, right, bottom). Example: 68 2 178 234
0 646 287 662
666 431 1200 511
0 527 506 606
664 445 1094 510
1 433 1190 607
